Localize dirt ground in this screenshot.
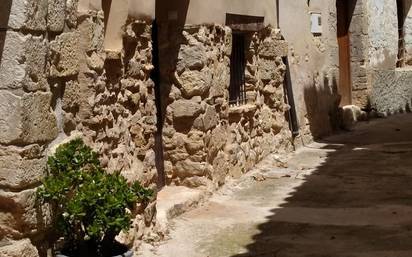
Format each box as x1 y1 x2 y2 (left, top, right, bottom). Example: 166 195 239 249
141 114 412 257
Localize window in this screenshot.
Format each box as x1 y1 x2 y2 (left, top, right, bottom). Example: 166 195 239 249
229 33 247 105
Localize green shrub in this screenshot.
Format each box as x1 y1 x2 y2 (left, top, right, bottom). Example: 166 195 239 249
37 138 153 253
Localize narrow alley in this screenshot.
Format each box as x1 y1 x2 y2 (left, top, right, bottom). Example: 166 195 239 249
142 114 412 257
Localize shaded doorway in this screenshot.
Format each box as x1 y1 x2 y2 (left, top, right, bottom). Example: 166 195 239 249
337 0 356 106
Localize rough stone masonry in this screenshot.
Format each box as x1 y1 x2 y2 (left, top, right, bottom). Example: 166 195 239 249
158 24 292 188
0 1 293 256
0 1 157 255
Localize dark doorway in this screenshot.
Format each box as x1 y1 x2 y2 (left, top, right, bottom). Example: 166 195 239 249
336 0 355 106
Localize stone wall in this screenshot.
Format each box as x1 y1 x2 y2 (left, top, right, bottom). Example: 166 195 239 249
366 0 412 113
158 24 292 188
370 70 412 114
0 0 295 255
0 1 157 255
278 0 341 142
350 0 370 107
367 0 398 70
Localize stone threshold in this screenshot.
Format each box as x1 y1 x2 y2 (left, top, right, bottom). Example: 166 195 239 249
155 186 212 234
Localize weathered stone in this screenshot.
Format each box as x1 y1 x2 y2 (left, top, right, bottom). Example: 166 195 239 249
0 32 47 92
0 188 50 237
177 43 207 72
23 36 48 91
258 59 278 81
184 130 204 154
65 0 79 28
0 91 23 143
259 40 288 58
87 52 105 72
49 32 81 77
47 0 66 31
260 107 273 133
212 151 229 185
262 84 277 95
161 24 290 189
246 91 257 103
0 153 45 190
21 92 58 144
164 161 174 179
175 160 208 178
170 99 202 119
62 80 80 111
175 69 212 98
210 63 229 98
144 202 156 225
202 105 219 131
181 176 211 188
206 126 228 158
6 0 48 31
168 148 190 163
0 239 39 257
0 91 58 144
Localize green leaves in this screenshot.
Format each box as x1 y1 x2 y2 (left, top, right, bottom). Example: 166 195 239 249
37 138 154 247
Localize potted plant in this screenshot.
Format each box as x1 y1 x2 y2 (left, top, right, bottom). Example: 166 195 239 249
37 139 153 257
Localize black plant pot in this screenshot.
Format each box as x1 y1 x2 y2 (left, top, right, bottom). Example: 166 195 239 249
55 242 133 257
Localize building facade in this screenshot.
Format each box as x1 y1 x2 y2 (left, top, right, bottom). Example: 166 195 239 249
0 0 293 255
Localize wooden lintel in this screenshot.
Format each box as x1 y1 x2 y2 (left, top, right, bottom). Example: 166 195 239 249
226 13 265 32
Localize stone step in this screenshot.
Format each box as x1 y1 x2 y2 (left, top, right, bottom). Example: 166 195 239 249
155 186 211 234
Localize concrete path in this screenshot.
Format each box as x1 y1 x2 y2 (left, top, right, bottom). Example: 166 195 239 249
143 114 412 257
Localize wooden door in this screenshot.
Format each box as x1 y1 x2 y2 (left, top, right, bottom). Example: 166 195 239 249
337 0 352 106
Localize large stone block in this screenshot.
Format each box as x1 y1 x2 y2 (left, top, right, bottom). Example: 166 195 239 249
177 43 207 72
0 92 23 143
0 91 58 144
175 160 208 178
0 31 48 92
5 0 48 31
49 32 81 77
201 105 219 131
21 92 59 143
258 40 288 58
0 31 28 91
0 239 39 257
47 0 66 32
0 188 50 238
258 58 278 82
175 69 212 98
170 99 202 119
0 146 45 190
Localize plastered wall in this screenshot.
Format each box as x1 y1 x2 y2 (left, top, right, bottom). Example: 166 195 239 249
278 0 340 140
367 0 398 69
367 0 412 113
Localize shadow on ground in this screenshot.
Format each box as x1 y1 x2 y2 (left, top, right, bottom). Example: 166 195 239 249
230 114 412 257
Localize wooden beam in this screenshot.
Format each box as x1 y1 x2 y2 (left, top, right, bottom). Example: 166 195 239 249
226 13 265 32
